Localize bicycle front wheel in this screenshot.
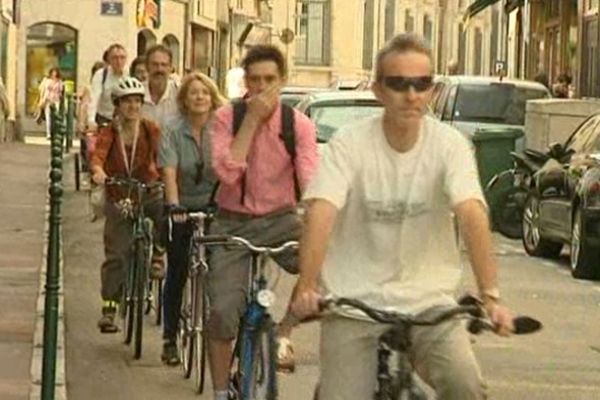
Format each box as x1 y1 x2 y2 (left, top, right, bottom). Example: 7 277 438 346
133 239 149 359
179 277 194 378
238 316 278 400
193 279 208 394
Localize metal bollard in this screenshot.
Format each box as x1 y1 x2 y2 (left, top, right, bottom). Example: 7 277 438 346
40 105 64 400
65 93 75 153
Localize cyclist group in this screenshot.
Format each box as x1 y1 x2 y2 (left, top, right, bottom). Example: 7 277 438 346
82 33 515 400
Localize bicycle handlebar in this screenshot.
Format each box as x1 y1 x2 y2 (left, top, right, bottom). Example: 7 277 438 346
321 296 542 335
198 234 298 255
105 177 164 191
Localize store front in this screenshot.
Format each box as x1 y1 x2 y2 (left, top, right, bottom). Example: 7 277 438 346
25 22 77 116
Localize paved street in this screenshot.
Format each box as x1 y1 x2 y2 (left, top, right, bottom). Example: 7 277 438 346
58 155 600 400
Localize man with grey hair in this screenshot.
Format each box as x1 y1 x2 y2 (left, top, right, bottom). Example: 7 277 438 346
290 33 514 399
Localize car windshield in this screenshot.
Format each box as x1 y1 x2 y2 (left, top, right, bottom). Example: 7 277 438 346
281 94 306 107
453 83 548 125
311 103 382 142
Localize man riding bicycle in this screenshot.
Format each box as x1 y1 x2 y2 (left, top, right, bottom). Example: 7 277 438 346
90 77 164 333
208 45 318 400
291 34 514 400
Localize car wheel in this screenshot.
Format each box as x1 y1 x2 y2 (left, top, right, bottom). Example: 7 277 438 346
570 208 600 280
522 193 562 258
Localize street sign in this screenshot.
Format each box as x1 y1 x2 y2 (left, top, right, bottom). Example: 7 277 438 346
495 60 507 74
101 0 123 16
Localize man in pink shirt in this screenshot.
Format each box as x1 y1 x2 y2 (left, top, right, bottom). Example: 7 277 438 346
209 45 318 400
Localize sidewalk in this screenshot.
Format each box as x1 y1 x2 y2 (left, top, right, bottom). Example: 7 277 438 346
0 142 48 400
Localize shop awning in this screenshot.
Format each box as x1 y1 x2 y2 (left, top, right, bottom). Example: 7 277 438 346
463 0 501 23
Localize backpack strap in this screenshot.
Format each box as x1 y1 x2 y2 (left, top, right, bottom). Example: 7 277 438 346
101 67 109 91
232 101 248 204
280 103 301 201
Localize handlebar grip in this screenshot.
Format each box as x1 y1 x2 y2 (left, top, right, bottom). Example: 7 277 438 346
468 315 542 335
513 316 542 334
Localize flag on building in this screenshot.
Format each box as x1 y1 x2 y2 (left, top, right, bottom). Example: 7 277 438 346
136 0 161 29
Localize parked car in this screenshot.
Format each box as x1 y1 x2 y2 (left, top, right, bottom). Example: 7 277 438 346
280 86 326 107
521 113 600 280
430 75 551 150
295 90 383 143
329 79 370 91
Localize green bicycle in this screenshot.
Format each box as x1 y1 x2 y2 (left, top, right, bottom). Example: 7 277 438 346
106 177 163 359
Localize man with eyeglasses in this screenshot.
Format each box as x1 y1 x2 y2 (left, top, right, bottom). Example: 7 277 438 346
290 33 514 400
88 43 127 130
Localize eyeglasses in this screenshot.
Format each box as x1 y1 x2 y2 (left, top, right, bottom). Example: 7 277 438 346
382 76 434 92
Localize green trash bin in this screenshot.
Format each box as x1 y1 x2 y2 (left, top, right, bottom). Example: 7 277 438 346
472 128 524 191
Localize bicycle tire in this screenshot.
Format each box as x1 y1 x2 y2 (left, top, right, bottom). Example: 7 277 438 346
238 316 278 400
74 153 81 191
133 240 148 359
180 277 194 378
194 280 208 394
154 278 163 326
121 260 135 345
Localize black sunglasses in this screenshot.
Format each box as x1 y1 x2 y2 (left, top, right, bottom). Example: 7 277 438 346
382 76 434 92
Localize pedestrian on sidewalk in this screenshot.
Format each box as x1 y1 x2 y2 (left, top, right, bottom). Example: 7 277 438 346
158 72 225 365
37 68 63 139
89 77 164 333
88 43 128 131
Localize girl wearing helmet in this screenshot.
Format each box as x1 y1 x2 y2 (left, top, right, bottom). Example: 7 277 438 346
90 77 165 333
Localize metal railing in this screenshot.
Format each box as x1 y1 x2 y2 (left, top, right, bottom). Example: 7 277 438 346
40 105 65 400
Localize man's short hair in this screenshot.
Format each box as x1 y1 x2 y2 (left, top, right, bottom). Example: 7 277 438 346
145 44 173 65
375 34 433 82
241 45 287 77
106 43 126 59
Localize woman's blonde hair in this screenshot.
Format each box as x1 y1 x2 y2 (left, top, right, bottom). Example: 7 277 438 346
177 71 227 114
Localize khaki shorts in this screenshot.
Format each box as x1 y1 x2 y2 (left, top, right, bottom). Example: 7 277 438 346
319 312 487 400
206 208 301 339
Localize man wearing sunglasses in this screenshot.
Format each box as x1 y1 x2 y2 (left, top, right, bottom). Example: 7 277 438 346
291 33 515 400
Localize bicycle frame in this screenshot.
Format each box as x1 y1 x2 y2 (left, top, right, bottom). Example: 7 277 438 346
107 177 162 359
238 252 275 398
177 211 212 392
199 235 297 400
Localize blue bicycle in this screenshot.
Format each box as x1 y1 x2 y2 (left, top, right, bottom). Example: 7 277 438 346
199 234 298 400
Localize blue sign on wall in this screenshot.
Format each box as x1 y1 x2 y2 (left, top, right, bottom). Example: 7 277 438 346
101 1 123 16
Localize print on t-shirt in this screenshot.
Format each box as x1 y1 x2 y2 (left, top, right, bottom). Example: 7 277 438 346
366 199 428 223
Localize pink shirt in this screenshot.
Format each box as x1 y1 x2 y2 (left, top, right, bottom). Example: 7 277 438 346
211 102 318 216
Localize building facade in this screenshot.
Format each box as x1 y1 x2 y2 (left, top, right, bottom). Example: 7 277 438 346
0 0 17 141
17 0 187 133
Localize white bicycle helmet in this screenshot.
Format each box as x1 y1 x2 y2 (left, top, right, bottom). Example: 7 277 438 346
112 77 145 104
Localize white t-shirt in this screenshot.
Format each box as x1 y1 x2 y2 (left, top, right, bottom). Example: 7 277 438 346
88 67 125 124
304 115 486 316
142 79 179 130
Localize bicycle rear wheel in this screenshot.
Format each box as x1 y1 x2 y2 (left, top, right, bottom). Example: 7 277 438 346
193 279 208 394
133 239 149 359
238 316 278 400
121 260 135 345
